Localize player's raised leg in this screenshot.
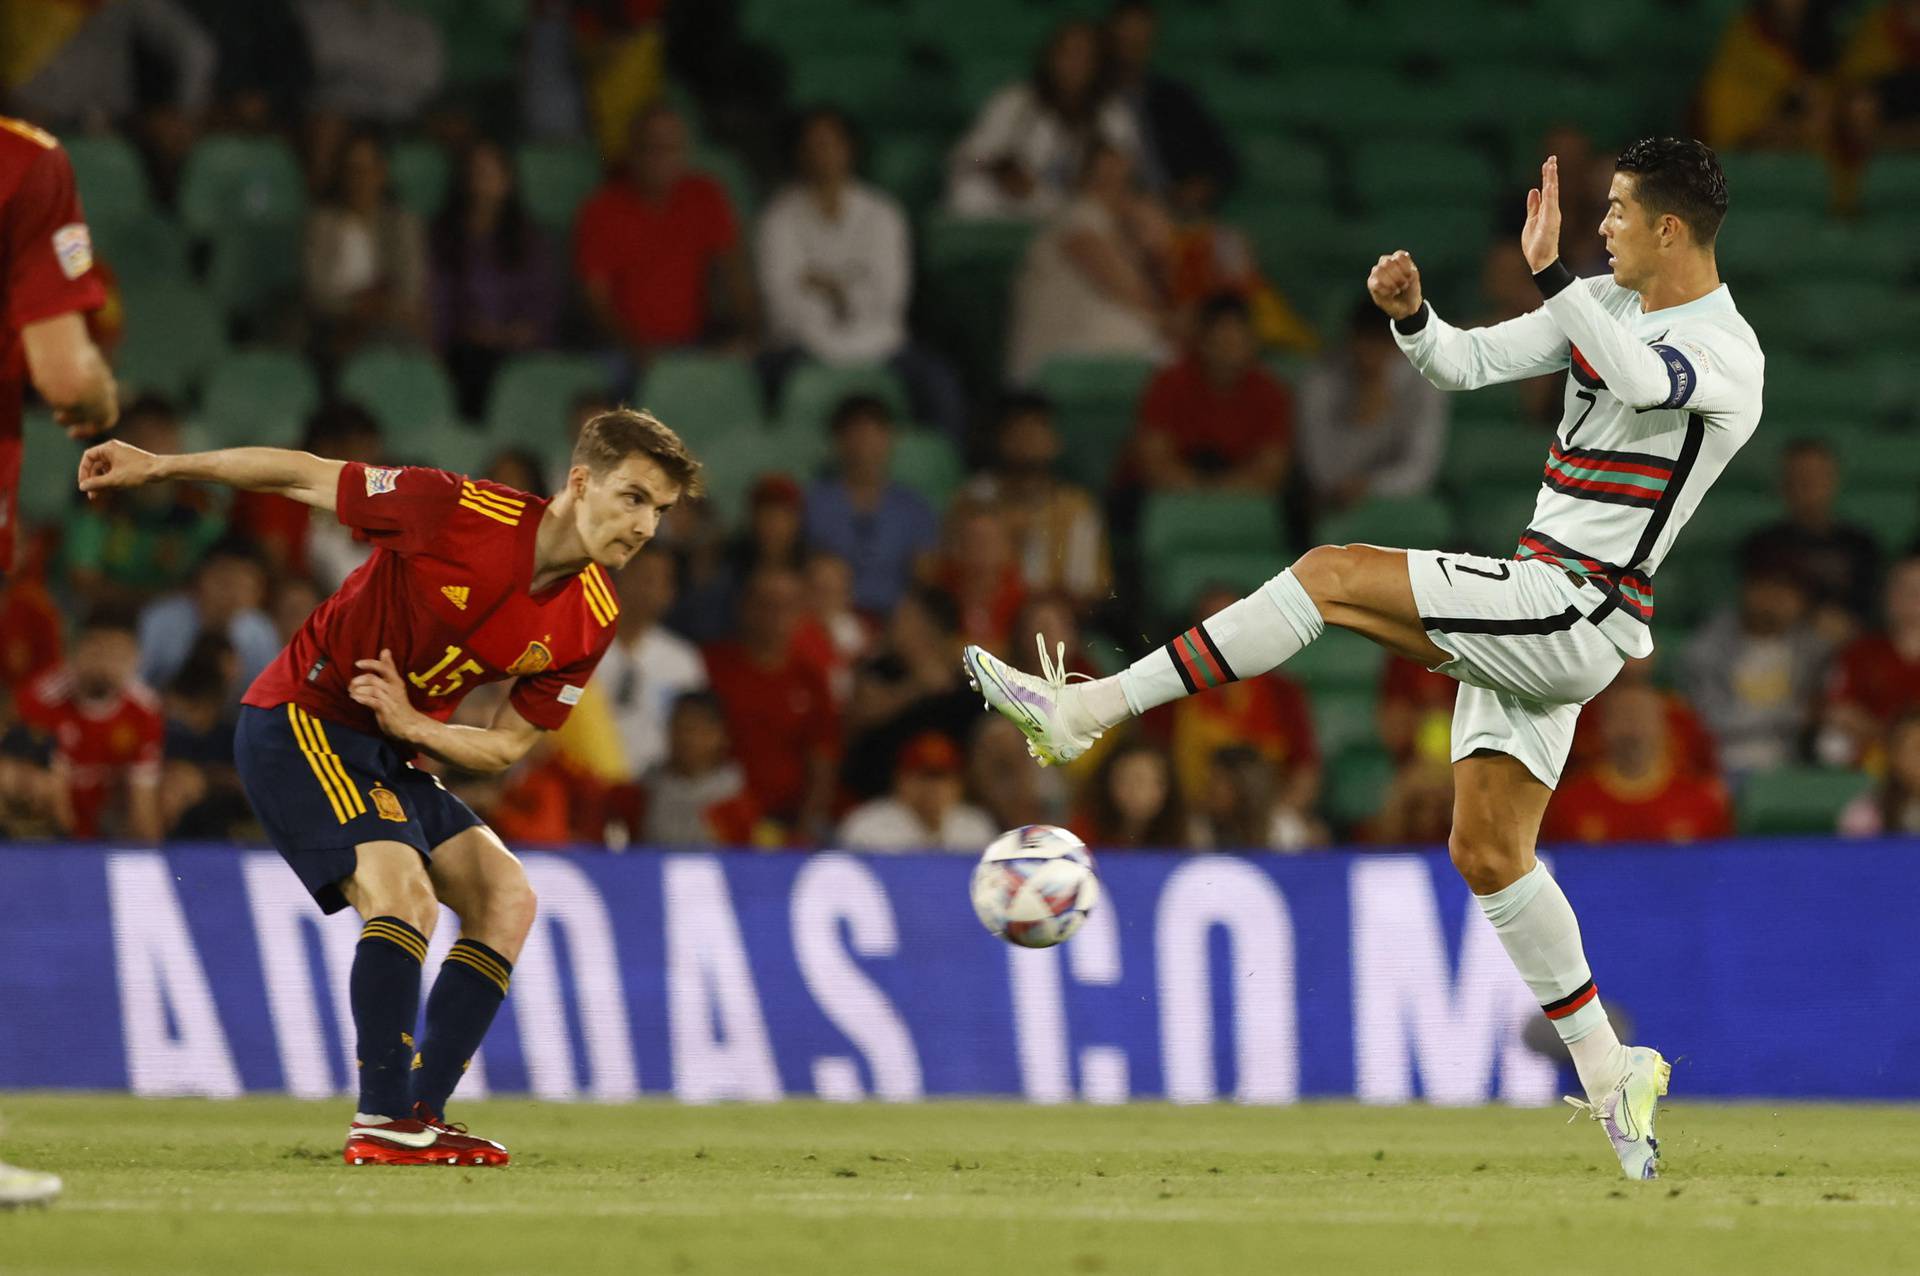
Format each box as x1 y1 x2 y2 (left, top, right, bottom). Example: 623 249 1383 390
1451 751 1666 1179
409 825 535 1139
962 543 1446 765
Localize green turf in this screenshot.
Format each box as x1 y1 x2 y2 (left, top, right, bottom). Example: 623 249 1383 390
2 1096 1918 1275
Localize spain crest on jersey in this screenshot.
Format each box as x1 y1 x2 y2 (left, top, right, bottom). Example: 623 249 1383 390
506 640 553 676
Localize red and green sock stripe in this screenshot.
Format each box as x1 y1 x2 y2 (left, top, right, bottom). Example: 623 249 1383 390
1165 624 1238 695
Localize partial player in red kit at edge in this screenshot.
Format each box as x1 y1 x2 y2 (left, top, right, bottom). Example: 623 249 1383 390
0 114 118 1209
76 408 703 1166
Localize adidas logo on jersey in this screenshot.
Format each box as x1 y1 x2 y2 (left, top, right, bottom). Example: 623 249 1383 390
441 585 470 610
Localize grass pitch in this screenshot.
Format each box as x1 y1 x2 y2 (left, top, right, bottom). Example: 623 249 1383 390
2 1096 1917 1275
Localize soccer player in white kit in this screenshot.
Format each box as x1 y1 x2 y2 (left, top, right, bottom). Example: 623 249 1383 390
965 137 1763 1180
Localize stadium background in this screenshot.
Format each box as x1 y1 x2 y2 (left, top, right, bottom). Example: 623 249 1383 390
0 0 1917 1099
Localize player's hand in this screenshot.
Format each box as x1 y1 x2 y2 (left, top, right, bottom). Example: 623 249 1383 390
1522 155 1562 273
76 438 161 499
350 649 426 741
1367 250 1423 319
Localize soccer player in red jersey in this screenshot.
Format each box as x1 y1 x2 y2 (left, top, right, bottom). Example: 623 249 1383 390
76 408 702 1166
0 112 117 1210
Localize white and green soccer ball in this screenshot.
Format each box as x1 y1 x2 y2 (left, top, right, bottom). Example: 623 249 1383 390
969 824 1101 949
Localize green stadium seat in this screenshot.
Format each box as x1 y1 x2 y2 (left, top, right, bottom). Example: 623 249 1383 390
389 140 451 219
487 354 614 455
1284 628 1383 693
746 0 909 53
634 352 764 448
1775 283 1918 357
1237 135 1334 207
1151 550 1286 620
205 219 302 323
1312 687 1380 759
515 143 602 232
201 351 320 449
869 132 944 211
1718 152 1830 211
178 135 307 237
698 424 830 523
392 417 491 473
891 431 964 509
696 146 759 222
1141 490 1285 567
339 347 459 434
1842 487 1920 554
1444 420 1552 492
94 211 191 292
65 135 151 225
114 282 227 401
1860 153 1920 218
1736 766 1873 835
17 413 85 527
919 214 1036 388
1319 495 1454 549
1350 140 1500 212
1460 488 1544 559
1675 485 1780 558
778 361 908 435
1033 355 1158 490
1325 743 1396 833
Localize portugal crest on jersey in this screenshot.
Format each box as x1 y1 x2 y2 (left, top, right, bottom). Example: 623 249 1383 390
506 640 553 676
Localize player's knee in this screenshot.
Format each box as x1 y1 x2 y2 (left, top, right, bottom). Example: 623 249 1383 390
494 872 537 945
1290 544 1357 611
369 875 439 936
1447 830 1525 895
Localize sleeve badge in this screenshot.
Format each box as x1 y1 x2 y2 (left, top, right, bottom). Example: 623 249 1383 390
52 223 92 280
364 466 401 496
557 685 584 706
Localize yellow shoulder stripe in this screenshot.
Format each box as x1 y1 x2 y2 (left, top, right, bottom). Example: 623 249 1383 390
580 565 618 626
0 117 58 149
459 498 521 526
460 481 525 512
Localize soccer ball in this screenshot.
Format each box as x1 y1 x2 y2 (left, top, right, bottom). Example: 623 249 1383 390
969 825 1101 949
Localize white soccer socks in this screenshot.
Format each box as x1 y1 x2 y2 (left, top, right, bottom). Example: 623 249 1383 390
1069 569 1326 735
1476 862 1629 1101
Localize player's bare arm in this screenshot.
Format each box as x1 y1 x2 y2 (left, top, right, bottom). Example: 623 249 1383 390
77 440 345 511
20 311 117 437
346 648 543 774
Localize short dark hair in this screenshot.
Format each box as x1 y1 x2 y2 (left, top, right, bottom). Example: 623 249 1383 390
1614 137 1729 246
1782 436 1837 464
899 583 961 636
996 389 1055 425
789 106 860 172
302 401 382 453
828 393 894 433
80 600 141 638
197 535 266 574
1198 291 1252 330
573 406 705 499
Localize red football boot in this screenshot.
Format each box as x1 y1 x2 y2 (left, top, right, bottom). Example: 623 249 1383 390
341 1112 508 1167
410 1102 510 1167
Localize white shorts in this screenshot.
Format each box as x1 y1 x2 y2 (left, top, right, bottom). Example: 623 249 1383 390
1404 549 1627 789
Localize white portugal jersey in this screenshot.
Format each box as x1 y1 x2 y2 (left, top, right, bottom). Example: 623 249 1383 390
1392 264 1764 658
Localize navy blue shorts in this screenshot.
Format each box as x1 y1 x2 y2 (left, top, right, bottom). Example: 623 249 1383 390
235 703 484 914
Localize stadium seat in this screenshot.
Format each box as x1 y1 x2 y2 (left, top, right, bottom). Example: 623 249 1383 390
698 424 830 523
113 282 228 401
515 142 603 232
891 431 964 509
1860 153 1920 218
1718 152 1830 211
1842 488 1920 555
1237 135 1335 207
638 353 765 449
918 214 1036 388
1283 628 1382 693
868 132 944 211
1325 743 1396 833
1150 550 1285 620
696 146 759 223
339 347 460 433
486 353 613 461
392 417 491 473
64 135 151 225
1033 355 1158 491
1141 490 1285 568
1461 488 1544 559
778 361 908 435
16 413 84 527
1312 688 1380 759
1736 766 1874 836
93 211 191 292
201 351 320 449
1318 496 1455 550
178 135 307 237
1443 420 1552 492
205 219 302 324
1350 140 1500 212
389 140 451 218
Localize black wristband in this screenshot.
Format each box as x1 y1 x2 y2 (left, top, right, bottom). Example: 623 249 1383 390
1392 302 1431 335
1532 259 1576 300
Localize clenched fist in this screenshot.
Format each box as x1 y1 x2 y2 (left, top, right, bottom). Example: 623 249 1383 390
76 438 164 498
1367 250 1423 320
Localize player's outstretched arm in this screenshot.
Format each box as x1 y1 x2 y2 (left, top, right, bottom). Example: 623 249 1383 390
78 440 344 511
1368 250 1567 391
348 650 543 774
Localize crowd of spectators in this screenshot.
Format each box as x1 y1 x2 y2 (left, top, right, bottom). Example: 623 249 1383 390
1 0 1916 850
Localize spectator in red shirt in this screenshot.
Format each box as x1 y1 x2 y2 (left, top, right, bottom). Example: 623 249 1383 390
1567 654 1719 780
1134 293 1293 494
1822 556 1920 767
702 567 838 840
231 402 386 581
0 573 62 699
1543 683 1732 845
936 495 1027 651
1378 654 1457 762
573 104 757 355
14 605 164 842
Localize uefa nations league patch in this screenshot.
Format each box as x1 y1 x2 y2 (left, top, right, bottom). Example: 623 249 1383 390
364 466 400 496
52 223 92 280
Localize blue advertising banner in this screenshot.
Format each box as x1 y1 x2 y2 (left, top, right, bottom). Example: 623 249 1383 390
0 842 1914 1103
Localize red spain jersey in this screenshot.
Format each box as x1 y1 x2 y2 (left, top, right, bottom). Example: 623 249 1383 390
16 667 164 838
0 116 107 572
243 463 620 741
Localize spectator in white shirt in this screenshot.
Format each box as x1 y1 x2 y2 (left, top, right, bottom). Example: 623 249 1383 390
758 108 966 439
837 731 998 852
598 548 708 779
947 19 1138 220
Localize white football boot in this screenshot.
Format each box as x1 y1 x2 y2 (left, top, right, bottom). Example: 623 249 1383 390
961 637 1103 767
1565 1045 1671 1180
0 1161 61 1208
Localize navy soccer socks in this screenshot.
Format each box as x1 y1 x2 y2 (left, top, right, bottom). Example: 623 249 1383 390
352 916 427 1119
411 938 513 1116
